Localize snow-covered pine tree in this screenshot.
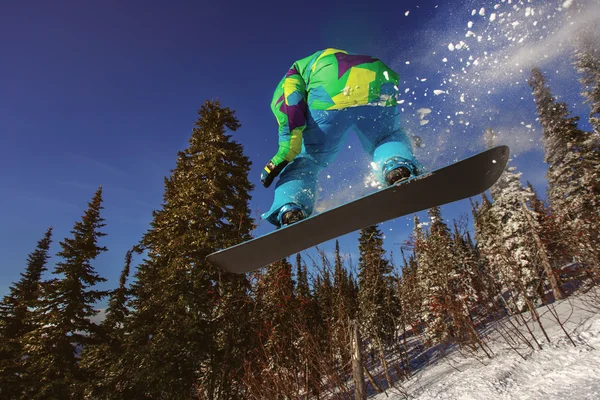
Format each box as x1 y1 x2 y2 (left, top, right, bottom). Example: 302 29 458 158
573 36 600 260
472 192 507 305
490 164 545 311
451 222 490 353
487 128 561 307
21 188 107 399
529 68 599 270
525 182 569 272
0 228 52 399
574 32 600 135
414 207 456 345
118 101 255 399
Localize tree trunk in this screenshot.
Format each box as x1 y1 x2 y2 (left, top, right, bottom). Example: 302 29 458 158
376 336 393 388
351 320 367 400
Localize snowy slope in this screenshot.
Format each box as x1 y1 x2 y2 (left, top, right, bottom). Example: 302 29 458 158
374 292 600 400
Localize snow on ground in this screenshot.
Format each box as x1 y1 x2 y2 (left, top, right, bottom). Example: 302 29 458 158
374 291 600 400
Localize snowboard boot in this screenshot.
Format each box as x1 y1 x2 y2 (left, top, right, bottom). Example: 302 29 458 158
382 157 418 186
278 204 306 227
384 166 412 186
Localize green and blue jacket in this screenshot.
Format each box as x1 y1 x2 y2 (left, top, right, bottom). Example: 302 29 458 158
269 48 400 167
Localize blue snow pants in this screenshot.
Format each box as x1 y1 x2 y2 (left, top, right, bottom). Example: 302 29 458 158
262 105 418 227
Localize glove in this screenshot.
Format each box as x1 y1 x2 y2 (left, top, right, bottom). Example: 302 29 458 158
260 160 289 188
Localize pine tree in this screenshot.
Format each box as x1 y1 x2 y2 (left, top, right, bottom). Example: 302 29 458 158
117 101 255 399
529 67 599 269
79 248 136 398
574 32 600 135
415 207 455 344
292 254 322 399
357 225 394 345
0 228 52 399
451 223 489 352
21 188 108 399
573 36 600 258
295 254 312 327
262 258 297 366
356 224 396 388
330 240 355 374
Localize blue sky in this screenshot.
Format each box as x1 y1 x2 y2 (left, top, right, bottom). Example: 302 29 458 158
1 0 598 298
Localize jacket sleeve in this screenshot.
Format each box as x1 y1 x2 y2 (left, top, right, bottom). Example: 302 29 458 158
269 63 308 166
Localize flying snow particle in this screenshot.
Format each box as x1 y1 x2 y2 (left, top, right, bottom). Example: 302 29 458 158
442 57 448 62
383 71 390 80
405 61 411 65
416 108 432 119
479 7 486 16
448 43 455 51
468 21 474 28
434 89 446 95
405 10 410 16
460 93 465 102
562 0 573 8
471 9 477 16
327 175 331 179
490 13 497 22
420 120 430 126
420 78 427 82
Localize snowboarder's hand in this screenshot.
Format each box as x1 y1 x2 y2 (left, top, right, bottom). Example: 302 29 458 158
261 160 289 188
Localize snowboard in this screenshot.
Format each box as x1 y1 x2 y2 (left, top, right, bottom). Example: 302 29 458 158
207 145 509 274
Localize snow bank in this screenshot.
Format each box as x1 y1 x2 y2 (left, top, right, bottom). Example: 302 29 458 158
374 292 600 399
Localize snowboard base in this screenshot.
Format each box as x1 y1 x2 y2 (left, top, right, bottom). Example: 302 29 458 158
207 146 509 274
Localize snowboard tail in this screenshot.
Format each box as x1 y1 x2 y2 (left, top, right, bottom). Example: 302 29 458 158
207 146 510 274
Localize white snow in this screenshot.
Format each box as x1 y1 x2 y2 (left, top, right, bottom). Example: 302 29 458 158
405 10 410 16
373 292 600 400
416 108 432 119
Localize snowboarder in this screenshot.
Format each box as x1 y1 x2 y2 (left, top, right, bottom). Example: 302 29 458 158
260 48 421 227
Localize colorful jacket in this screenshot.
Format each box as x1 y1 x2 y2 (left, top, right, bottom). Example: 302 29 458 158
269 48 400 166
